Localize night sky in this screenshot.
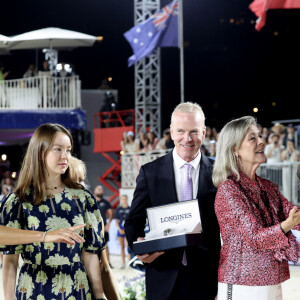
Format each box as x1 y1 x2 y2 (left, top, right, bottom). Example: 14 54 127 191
2 0 300 131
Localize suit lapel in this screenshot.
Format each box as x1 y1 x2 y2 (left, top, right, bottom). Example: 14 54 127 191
157 151 178 205
197 155 212 200
156 152 213 207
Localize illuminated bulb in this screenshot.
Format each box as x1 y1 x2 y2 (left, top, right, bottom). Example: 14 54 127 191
65 64 71 71
56 63 72 72
1 154 7 161
253 107 258 113
12 172 17 179
108 77 112 82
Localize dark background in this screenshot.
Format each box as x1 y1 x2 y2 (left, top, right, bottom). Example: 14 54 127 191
1 0 300 131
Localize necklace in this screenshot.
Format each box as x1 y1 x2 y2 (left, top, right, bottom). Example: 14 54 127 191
46 183 64 190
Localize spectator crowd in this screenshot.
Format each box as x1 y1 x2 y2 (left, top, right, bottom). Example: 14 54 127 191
120 122 300 204
120 122 300 160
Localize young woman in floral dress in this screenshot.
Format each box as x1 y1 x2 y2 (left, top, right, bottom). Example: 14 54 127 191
1 123 105 300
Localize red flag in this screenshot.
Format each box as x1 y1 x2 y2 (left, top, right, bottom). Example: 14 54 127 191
249 0 300 31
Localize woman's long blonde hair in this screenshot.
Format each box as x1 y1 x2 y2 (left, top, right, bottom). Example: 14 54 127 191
69 156 86 184
15 123 82 205
212 116 257 187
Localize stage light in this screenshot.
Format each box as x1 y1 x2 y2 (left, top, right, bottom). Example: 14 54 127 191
253 107 258 113
56 63 72 72
1 154 7 161
12 172 17 179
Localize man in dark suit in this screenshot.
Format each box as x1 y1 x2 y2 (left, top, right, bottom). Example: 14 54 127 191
125 102 221 300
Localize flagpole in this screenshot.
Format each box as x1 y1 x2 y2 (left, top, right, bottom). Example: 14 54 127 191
179 0 184 103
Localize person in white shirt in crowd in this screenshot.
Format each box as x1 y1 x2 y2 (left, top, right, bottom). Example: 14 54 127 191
283 123 298 148
265 134 284 163
281 139 300 203
264 133 285 186
270 123 285 146
121 131 137 153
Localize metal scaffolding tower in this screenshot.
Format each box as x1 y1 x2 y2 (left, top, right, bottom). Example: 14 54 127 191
134 0 161 138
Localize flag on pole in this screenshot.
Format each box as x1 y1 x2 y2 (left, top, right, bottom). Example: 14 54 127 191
249 0 300 31
124 0 179 67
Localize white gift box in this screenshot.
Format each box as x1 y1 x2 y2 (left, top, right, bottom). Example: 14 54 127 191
132 200 202 255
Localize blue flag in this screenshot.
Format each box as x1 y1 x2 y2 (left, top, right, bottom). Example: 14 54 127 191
124 0 179 67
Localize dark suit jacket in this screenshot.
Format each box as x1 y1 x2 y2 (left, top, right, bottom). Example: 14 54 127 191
125 151 220 300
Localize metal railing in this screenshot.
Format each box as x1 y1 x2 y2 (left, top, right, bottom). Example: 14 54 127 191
0 74 81 110
121 151 300 204
257 162 300 205
94 109 135 129
121 149 171 188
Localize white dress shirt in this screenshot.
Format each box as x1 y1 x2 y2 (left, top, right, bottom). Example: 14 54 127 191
172 149 201 202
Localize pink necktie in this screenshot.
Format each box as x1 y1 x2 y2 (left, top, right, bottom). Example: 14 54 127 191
181 164 193 265
181 164 193 201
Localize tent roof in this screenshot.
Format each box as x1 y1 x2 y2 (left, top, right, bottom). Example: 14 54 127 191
8 27 98 50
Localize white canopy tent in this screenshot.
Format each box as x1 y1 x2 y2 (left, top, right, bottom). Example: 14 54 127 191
7 27 98 50
0 34 12 55
2 27 100 74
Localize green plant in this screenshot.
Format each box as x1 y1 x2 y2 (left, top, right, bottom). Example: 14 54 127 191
119 274 146 300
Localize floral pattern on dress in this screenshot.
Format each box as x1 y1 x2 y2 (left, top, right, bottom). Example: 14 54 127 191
0 187 106 300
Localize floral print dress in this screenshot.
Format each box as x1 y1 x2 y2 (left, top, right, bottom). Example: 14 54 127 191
0 186 106 300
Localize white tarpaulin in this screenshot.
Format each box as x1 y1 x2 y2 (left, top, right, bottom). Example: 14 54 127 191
0 34 12 54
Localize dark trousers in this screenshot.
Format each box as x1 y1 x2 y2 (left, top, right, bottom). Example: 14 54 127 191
168 264 216 300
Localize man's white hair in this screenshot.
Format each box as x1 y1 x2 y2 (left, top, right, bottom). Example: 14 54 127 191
170 102 205 125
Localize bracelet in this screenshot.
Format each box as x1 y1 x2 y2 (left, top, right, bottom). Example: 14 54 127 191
42 231 47 243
